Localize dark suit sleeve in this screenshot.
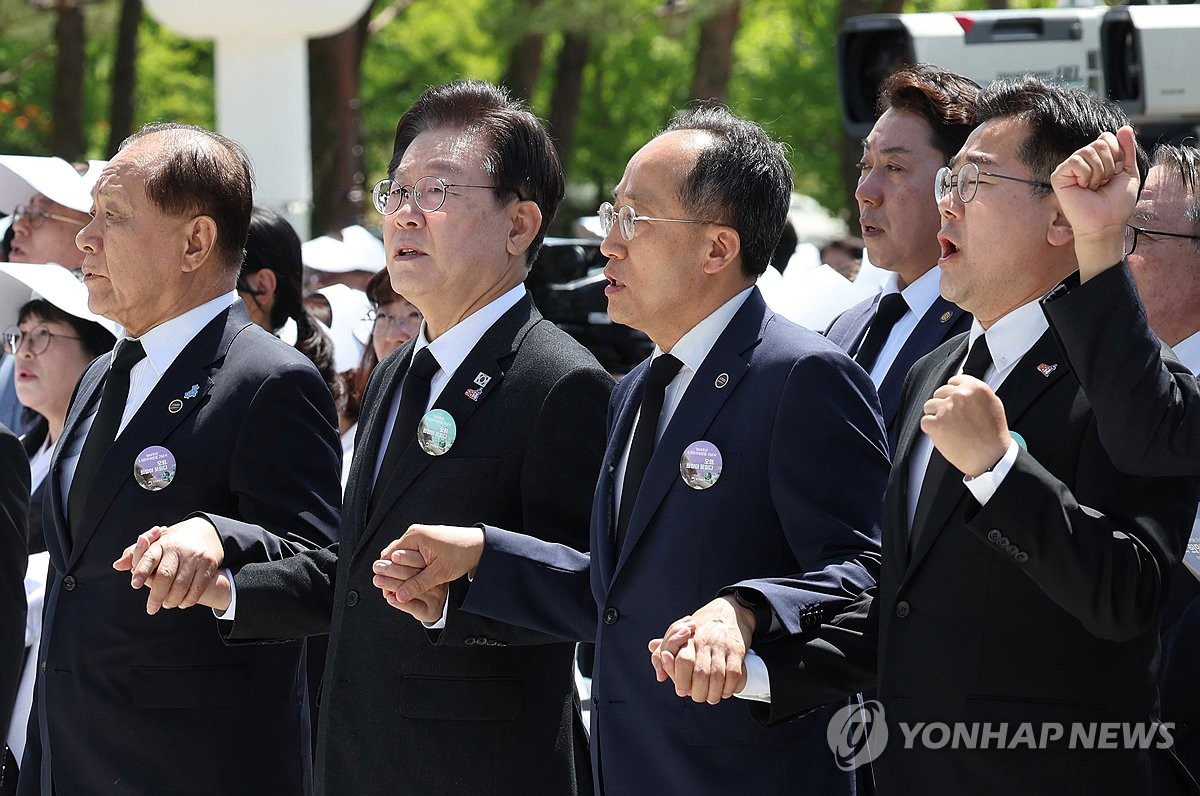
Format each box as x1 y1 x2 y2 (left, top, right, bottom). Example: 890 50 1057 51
1044 262 1200 476
0 426 28 732
442 365 612 646
222 544 340 642
200 359 341 563
729 348 888 640
965 434 1199 641
749 587 879 726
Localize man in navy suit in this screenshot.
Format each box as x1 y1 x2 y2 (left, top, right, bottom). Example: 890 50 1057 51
374 106 890 794
825 65 976 437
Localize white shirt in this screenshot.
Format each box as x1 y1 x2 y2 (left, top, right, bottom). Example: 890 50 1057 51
1172 329 1200 376
223 284 527 622
739 296 1046 704
58 291 239 511
612 287 754 512
866 266 943 387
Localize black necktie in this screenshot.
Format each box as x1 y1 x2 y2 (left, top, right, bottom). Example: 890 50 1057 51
371 347 439 510
854 292 909 372
615 354 683 549
68 339 146 536
910 336 994 545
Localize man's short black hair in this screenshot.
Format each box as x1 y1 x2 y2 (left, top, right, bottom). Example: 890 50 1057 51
663 105 793 278
390 81 564 267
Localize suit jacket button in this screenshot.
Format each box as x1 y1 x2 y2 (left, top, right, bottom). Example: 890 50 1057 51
895 600 910 618
465 637 477 646
998 536 1010 548
988 529 1002 543
346 590 359 607
603 607 620 625
1014 552 1029 563
62 575 77 591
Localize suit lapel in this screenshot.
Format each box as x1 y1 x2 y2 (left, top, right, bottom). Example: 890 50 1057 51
827 295 878 355
46 359 106 570
65 307 246 566
595 369 644 587
354 295 541 561
611 290 766 580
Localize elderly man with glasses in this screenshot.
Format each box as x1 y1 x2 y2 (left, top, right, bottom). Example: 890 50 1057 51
366 105 890 795
115 81 610 796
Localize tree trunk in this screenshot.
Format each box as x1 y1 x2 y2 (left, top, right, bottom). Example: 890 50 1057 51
499 0 546 102
107 0 142 155
51 0 86 162
689 1 740 104
309 6 373 237
547 32 590 178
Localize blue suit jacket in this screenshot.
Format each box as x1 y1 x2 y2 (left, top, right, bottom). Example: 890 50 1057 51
461 288 890 794
825 291 969 437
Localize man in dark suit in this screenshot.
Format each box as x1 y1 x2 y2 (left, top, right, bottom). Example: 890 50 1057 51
663 78 1200 794
24 124 342 795
118 82 609 795
1044 138 1200 783
0 424 28 795
373 106 890 794
825 65 975 437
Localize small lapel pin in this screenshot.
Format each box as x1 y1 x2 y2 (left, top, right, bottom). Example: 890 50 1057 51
464 387 482 402
184 384 200 399
474 372 491 388
1036 363 1057 377
714 373 729 389
939 311 953 324
167 399 184 414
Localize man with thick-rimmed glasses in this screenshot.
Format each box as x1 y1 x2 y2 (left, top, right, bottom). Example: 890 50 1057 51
115 81 610 796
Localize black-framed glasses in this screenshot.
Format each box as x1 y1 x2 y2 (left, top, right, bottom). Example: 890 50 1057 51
2 324 81 355
597 201 721 242
371 176 497 215
1124 223 1200 256
934 163 1052 205
12 203 85 229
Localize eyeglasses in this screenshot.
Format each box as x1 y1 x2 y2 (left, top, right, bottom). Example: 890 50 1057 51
12 203 85 229
2 324 81 356
597 202 720 242
1124 224 1200 256
934 163 1052 205
371 176 497 215
364 308 422 335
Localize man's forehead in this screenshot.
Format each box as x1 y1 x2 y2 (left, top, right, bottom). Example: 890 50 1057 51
394 128 486 177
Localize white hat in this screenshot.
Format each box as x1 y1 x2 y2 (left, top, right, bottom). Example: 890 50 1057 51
0 263 118 336
316 283 372 371
302 225 385 273
0 155 98 215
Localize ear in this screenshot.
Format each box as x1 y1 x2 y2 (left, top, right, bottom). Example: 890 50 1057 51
505 200 543 259
249 267 277 297
181 215 219 273
1046 204 1075 250
700 226 742 276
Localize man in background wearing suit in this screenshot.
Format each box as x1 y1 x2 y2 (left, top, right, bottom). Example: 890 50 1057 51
825 65 974 439
1047 137 1200 784
374 106 890 794
24 124 343 795
118 81 609 795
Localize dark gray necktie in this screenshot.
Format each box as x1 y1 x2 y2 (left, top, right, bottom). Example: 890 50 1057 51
855 292 909 372
370 347 439 511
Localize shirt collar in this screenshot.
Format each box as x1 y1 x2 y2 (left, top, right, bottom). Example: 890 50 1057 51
1172 329 1200 376
888 265 943 319
117 291 238 377
653 286 755 375
413 283 526 377
967 295 1050 373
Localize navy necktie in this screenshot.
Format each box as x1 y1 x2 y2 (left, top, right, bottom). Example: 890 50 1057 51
371 347 439 511
854 292 909 372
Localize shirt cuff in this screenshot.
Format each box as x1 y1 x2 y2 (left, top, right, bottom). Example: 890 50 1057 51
213 568 236 620
421 593 450 630
963 439 1020 505
733 650 772 703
